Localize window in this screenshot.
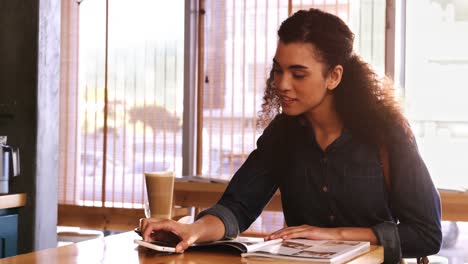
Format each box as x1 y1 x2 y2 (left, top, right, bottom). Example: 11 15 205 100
403 0 468 191
59 0 185 208
402 1 468 260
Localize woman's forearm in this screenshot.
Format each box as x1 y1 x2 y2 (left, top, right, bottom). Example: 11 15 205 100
336 227 378 244
191 215 226 243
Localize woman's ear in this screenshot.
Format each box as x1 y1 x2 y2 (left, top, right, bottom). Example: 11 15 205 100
326 65 343 91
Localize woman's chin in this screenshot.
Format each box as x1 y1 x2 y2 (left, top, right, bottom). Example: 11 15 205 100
281 107 303 117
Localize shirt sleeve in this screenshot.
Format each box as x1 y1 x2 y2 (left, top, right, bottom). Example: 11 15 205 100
378 131 442 261
371 221 402 263
196 115 286 238
196 204 240 239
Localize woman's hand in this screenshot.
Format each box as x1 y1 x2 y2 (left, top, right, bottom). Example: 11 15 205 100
139 215 226 253
265 225 341 241
265 225 378 244
140 218 200 253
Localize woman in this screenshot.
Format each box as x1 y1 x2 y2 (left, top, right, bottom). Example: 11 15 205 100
140 8 442 263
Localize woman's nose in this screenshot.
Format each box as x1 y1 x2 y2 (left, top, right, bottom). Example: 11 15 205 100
275 75 291 91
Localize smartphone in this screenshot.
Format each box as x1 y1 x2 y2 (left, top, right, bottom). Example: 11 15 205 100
134 227 142 237
134 227 181 244
134 239 177 253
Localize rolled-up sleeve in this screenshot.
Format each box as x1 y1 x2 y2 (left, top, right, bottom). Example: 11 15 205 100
372 221 402 263
196 204 240 239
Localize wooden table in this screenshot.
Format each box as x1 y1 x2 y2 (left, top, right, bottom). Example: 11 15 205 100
0 231 383 264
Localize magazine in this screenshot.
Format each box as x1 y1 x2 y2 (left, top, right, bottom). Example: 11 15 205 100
241 239 370 263
134 237 282 253
134 236 370 263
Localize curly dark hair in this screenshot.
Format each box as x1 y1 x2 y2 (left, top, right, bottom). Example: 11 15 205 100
258 8 412 145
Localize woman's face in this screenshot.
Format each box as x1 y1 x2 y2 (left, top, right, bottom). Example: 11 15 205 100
272 41 341 117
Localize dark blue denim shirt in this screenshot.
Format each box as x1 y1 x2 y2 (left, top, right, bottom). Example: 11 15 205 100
198 114 442 263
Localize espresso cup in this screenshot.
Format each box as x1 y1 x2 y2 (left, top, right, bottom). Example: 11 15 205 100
144 171 175 220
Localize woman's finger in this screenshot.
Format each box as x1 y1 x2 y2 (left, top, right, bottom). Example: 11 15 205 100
175 240 189 253
139 218 150 235
280 228 314 239
175 234 198 253
141 219 178 241
267 225 312 240
281 227 340 241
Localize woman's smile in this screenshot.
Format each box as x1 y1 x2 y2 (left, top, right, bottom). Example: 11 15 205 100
280 95 297 107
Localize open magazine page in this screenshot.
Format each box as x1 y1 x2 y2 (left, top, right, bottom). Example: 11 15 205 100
193 237 283 252
242 239 370 263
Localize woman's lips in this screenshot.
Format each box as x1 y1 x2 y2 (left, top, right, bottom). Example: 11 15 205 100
280 96 296 106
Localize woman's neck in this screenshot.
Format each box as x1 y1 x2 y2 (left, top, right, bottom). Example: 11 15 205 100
305 100 343 151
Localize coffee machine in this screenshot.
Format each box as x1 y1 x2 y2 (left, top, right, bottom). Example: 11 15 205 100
0 136 20 194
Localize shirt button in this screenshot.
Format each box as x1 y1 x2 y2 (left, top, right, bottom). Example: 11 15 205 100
329 215 335 221
322 185 328 192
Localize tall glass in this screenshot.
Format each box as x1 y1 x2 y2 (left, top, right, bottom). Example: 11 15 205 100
144 171 175 220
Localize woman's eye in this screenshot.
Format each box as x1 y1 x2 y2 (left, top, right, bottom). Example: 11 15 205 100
293 74 305 79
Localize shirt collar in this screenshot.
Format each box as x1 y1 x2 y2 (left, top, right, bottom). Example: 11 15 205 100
295 115 353 150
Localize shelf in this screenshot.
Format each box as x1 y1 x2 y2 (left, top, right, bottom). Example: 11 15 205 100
0 193 26 209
